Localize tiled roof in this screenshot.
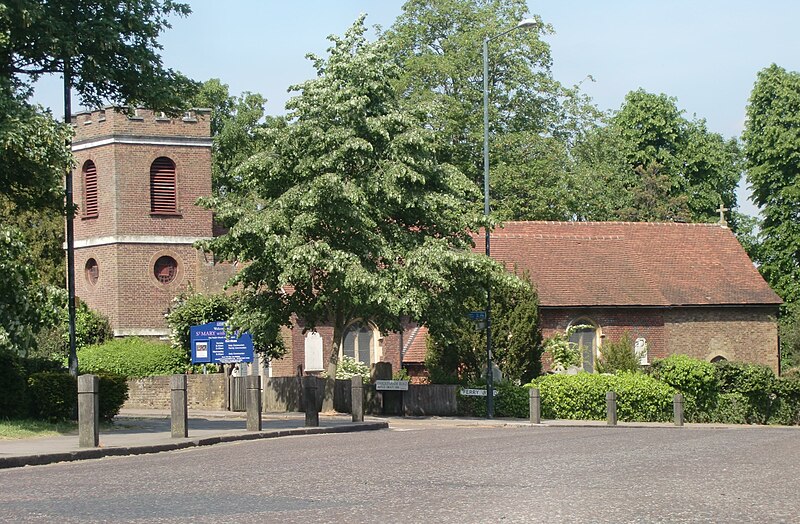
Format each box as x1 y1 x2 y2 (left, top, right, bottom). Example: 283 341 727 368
402 325 428 364
473 221 782 308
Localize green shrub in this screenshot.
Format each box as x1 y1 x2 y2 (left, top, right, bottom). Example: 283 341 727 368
529 372 675 422
595 332 642 374
78 337 189 378
165 292 237 355
768 378 800 426
98 374 129 421
650 355 718 421
27 372 77 421
714 361 775 424
29 295 113 361
710 392 749 424
0 348 28 418
456 382 529 418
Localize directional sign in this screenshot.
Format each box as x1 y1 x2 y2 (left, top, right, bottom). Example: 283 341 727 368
190 321 254 364
468 311 486 321
375 380 409 391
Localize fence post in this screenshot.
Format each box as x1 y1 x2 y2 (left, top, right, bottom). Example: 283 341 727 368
246 375 262 431
529 388 541 424
170 374 188 438
304 376 319 427
673 393 684 427
606 391 617 426
78 374 100 447
351 375 364 422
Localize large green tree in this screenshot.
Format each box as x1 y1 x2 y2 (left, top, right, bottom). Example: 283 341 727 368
204 17 512 382
743 64 800 305
385 0 600 221
573 89 741 224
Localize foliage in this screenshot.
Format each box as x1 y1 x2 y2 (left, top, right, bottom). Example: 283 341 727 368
0 226 46 355
386 0 601 221
165 292 238 356
457 382 529 418
528 372 674 422
0 348 28 419
709 393 750 425
779 306 800 372
743 64 800 305
333 355 371 384
425 274 543 384
714 361 775 424
204 16 504 377
650 354 719 421
0 200 65 286
26 372 76 422
573 89 741 224
595 332 643 374
97 374 129 421
543 324 589 372
77 337 189 378
767 378 800 426
392 368 411 382
192 79 277 196
1 0 197 112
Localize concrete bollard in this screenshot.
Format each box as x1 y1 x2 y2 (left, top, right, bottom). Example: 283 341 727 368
246 375 262 431
304 377 319 427
78 374 100 448
674 393 685 427
170 374 188 438
529 388 541 424
351 375 364 422
606 391 617 426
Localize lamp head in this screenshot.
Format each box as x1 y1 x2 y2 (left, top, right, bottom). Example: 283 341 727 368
516 18 537 29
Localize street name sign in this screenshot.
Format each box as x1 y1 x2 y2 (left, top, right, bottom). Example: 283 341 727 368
375 380 409 391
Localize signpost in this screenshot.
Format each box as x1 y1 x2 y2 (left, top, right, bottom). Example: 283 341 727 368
190 321 254 365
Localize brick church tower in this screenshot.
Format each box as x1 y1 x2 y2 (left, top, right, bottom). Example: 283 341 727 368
70 107 214 337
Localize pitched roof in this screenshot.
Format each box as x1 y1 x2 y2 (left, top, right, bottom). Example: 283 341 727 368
402 325 428 364
474 221 782 308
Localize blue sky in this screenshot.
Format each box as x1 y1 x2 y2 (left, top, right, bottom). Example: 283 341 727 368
32 1 800 216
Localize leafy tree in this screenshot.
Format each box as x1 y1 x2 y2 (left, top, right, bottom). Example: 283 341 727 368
574 89 741 224
204 17 506 384
192 79 279 196
743 64 800 304
0 227 45 354
425 274 543 384
385 0 600 220
165 292 238 356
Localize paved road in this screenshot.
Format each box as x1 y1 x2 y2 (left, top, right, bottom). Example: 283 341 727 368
1 423 798 523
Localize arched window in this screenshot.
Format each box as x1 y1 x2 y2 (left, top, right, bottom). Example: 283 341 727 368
711 355 727 364
341 321 379 367
569 320 599 373
150 157 177 213
83 160 98 217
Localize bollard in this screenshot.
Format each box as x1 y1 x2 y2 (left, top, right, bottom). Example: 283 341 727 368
78 374 100 448
246 375 262 431
674 393 684 427
170 374 188 438
351 375 364 422
529 388 541 424
304 377 319 427
606 391 617 426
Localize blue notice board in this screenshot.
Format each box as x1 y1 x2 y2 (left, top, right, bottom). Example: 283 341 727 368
190 321 254 364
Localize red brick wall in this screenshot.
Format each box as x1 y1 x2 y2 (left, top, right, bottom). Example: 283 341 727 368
665 307 779 373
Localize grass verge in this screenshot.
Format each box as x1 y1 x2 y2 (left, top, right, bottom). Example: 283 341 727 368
0 419 77 440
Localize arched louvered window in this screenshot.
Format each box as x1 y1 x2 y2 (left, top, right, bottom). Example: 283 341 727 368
150 157 177 213
83 160 98 217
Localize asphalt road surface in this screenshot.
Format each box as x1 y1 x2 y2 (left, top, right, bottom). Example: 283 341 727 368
1 422 799 523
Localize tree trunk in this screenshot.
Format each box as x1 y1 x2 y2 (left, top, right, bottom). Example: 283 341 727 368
322 312 345 412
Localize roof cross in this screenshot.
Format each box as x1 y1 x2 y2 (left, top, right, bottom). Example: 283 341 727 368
717 203 729 227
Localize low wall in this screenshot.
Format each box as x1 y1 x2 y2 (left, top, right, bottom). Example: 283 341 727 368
124 374 226 410
125 374 461 416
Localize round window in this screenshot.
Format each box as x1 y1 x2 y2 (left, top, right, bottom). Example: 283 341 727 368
154 255 178 284
85 258 99 285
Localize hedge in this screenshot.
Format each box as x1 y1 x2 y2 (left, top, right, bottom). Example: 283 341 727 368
529 372 676 422
78 337 189 378
26 372 128 422
457 382 529 418
650 355 718 422
0 348 28 419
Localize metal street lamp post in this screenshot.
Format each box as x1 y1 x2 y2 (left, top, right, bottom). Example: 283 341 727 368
483 18 536 418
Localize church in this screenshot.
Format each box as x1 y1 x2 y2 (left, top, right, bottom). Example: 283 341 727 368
69 107 782 378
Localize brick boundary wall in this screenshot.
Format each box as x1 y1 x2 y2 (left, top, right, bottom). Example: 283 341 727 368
124 375 226 410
